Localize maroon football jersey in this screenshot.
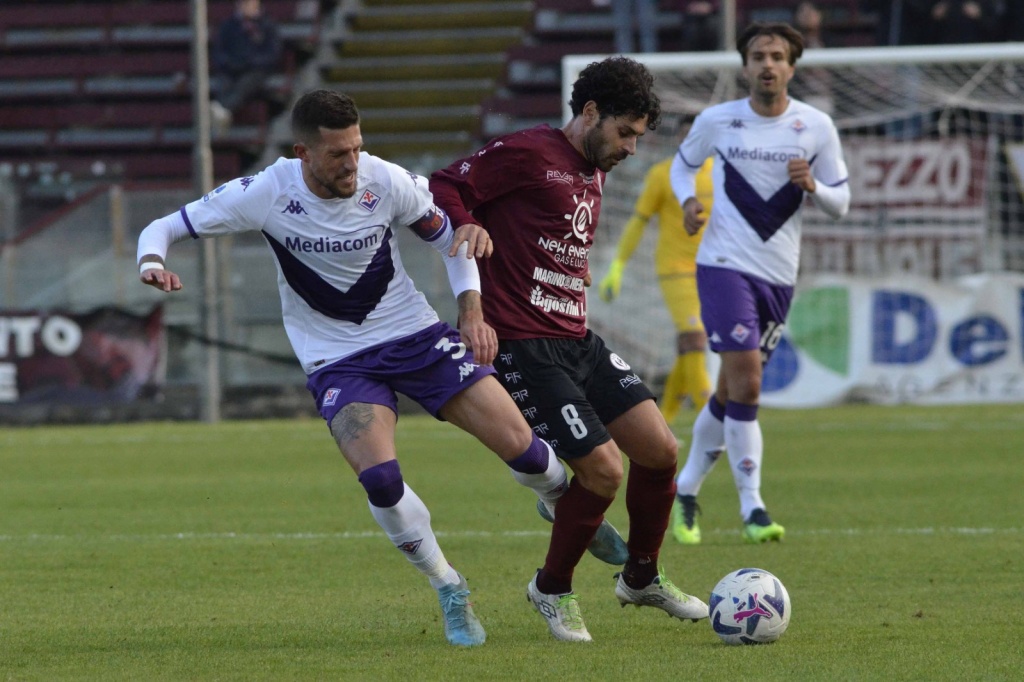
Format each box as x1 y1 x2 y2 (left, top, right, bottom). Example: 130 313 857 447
430 125 604 340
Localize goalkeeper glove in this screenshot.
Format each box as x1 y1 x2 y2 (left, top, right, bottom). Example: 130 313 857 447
598 259 625 302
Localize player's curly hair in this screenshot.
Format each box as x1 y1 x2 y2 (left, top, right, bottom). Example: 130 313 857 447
737 22 805 65
291 89 360 144
568 56 661 130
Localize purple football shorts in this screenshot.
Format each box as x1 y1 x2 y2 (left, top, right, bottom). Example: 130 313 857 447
696 265 794 363
305 321 496 423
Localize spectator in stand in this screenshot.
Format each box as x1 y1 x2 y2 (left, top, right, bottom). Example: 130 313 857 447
791 1 834 114
929 1 1000 44
210 0 282 134
794 1 825 48
1000 1 1024 41
681 1 721 51
609 0 660 53
862 0 935 45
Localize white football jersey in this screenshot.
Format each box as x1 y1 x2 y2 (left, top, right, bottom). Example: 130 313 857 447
675 98 848 285
180 155 446 374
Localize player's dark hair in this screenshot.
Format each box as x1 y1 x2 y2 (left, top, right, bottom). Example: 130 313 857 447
291 89 360 144
737 22 805 65
568 56 661 131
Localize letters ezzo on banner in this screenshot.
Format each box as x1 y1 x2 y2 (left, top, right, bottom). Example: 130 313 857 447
0 306 165 404
761 273 1024 407
801 137 990 280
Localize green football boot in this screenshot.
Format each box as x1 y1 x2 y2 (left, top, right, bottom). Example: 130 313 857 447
743 508 785 543
670 495 702 545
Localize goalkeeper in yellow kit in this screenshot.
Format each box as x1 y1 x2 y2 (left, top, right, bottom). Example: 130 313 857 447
599 155 714 423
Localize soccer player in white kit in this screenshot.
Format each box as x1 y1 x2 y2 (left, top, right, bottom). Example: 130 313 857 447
669 23 850 544
135 90 626 647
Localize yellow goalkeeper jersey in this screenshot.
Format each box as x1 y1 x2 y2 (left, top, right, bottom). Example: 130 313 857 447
615 156 713 276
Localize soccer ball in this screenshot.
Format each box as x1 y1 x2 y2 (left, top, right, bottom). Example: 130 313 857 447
709 568 791 645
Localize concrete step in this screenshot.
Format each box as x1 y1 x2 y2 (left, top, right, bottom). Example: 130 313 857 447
363 0 502 6
324 79 495 109
336 27 524 57
358 105 480 134
321 53 505 82
360 130 475 160
351 1 532 31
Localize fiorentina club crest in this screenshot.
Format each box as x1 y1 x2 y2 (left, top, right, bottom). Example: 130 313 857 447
358 189 381 212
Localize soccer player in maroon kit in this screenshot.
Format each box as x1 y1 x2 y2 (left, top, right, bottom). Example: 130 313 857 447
430 57 709 642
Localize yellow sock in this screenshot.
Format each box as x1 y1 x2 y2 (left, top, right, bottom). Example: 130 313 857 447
681 350 711 412
660 358 687 422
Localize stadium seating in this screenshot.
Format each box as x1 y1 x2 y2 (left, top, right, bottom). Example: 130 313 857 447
479 0 877 140
314 0 533 164
0 0 327 190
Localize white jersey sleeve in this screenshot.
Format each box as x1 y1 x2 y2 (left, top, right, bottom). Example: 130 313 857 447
180 173 277 238
383 164 481 297
807 120 850 219
670 112 716 206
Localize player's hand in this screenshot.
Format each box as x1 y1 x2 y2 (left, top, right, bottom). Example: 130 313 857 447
458 308 498 366
787 158 816 193
682 197 707 236
583 270 592 287
450 222 493 258
140 268 183 292
598 259 624 302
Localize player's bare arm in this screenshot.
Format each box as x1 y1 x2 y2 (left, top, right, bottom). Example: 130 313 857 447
138 256 183 292
787 158 816 193
682 197 707 236
449 222 493 258
456 290 498 365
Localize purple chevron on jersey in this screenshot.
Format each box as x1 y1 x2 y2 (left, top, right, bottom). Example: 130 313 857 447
718 151 805 242
263 227 394 324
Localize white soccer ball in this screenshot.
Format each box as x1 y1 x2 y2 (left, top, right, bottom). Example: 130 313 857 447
709 568 791 645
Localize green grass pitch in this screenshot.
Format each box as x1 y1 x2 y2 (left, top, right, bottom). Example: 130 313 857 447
1 404 1021 681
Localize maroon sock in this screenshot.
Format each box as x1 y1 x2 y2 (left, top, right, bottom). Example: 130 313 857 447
536 477 614 595
622 461 676 588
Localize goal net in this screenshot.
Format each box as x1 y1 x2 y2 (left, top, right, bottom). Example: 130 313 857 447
563 44 1024 389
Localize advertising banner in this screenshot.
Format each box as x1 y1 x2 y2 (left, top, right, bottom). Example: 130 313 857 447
762 273 1024 407
801 137 991 279
0 305 165 404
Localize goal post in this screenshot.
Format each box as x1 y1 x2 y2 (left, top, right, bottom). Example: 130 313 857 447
563 44 1024 400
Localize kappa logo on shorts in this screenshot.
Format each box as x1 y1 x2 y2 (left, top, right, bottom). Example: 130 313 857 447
322 388 340 406
457 361 477 382
609 353 631 371
730 324 751 343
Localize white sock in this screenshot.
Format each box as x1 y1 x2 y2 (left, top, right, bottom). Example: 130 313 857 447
368 483 460 589
675 401 726 496
510 440 568 516
724 416 765 520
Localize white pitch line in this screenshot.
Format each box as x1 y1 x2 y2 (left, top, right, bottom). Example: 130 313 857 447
0 527 1019 543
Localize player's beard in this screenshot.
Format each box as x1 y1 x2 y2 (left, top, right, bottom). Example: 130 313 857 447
582 126 625 172
311 168 357 199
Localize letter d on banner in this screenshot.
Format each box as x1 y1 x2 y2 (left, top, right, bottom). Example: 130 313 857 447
872 291 938 364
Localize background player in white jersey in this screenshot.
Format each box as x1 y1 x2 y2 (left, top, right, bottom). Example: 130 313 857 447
135 90 626 648
669 23 850 544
